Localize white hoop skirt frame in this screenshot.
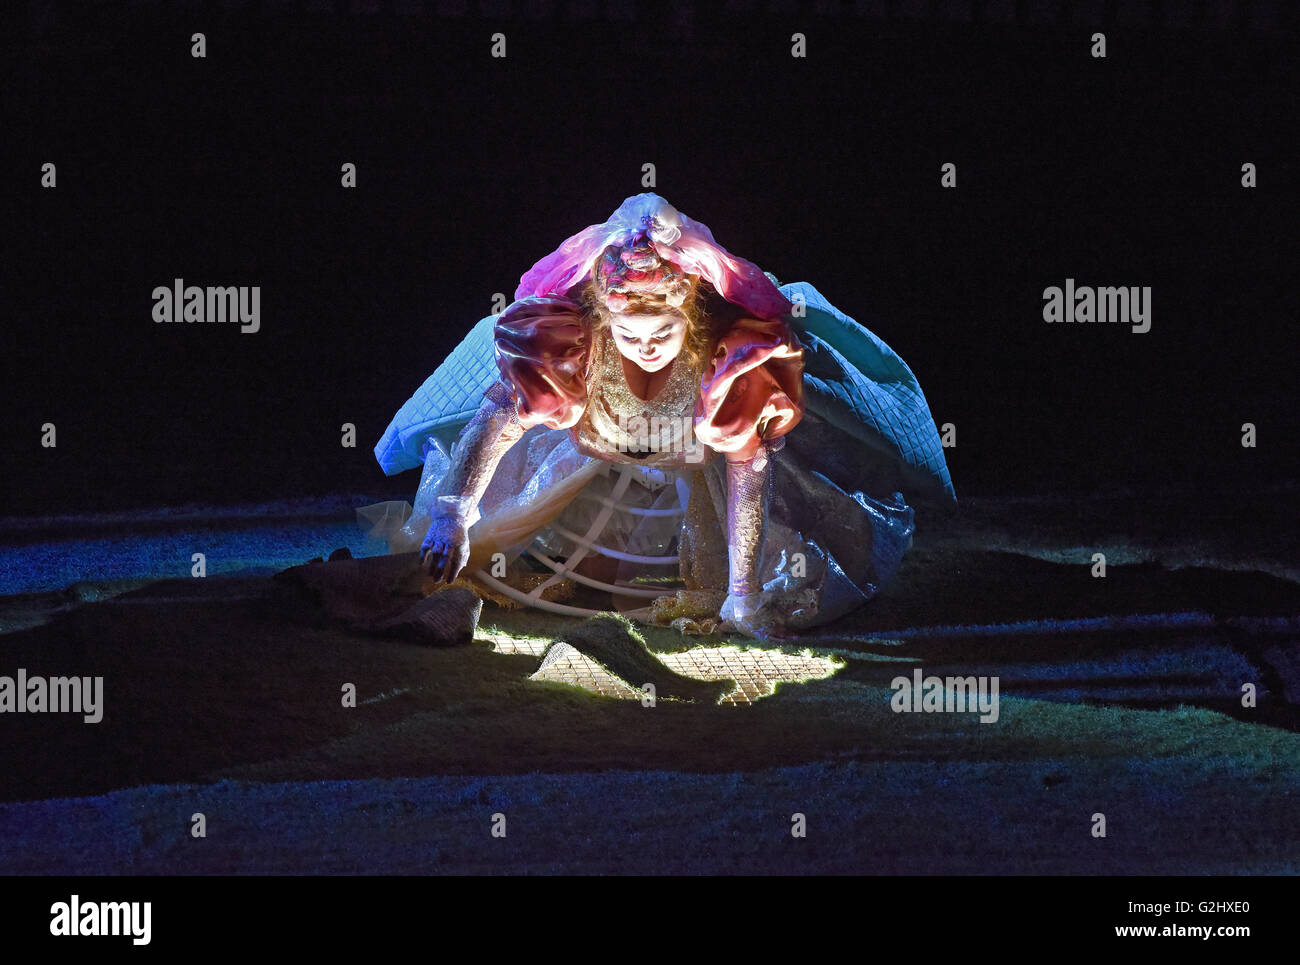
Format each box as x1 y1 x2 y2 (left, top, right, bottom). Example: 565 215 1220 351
360 424 916 632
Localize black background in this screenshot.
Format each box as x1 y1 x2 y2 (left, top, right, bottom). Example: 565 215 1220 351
7 1 1297 515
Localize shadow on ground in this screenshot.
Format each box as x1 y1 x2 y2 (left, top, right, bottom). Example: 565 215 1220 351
1 490 1296 873
1 548 1296 803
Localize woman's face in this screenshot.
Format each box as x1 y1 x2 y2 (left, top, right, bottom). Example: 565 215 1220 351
609 304 688 373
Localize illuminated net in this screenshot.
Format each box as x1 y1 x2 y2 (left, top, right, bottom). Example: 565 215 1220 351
480 632 839 706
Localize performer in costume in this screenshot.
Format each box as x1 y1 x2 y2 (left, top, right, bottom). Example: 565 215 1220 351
363 193 955 639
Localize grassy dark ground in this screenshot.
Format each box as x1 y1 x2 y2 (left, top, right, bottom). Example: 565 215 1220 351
0 485 1296 873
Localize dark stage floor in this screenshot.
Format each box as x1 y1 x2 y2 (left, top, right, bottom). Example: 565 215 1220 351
1 485 1296 874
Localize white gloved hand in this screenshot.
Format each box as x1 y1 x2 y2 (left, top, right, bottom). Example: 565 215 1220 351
420 495 478 582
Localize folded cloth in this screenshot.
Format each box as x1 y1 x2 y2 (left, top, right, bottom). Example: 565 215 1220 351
271 552 482 646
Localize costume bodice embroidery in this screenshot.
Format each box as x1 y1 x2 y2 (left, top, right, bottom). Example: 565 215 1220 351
574 327 707 467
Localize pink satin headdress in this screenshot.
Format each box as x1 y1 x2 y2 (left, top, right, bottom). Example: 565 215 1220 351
514 193 792 321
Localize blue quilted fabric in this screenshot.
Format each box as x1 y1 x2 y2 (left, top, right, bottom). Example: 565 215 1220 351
373 283 955 503
373 313 500 475
786 281 955 503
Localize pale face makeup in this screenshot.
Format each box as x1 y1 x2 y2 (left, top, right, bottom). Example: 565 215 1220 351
609 305 688 373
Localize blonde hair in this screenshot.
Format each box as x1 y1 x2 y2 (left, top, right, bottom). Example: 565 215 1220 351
579 274 718 368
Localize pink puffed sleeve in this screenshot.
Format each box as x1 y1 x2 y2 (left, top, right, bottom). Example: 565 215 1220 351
494 295 590 430
694 316 804 462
